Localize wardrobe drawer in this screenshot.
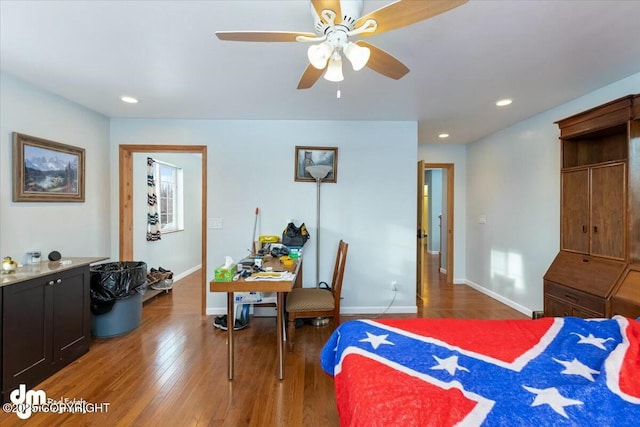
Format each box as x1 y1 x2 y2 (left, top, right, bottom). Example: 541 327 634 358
544 280 606 315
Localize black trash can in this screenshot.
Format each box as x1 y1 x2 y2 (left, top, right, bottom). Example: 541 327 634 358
90 261 147 337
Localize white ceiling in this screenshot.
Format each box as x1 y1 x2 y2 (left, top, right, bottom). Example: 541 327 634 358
1 0 639 144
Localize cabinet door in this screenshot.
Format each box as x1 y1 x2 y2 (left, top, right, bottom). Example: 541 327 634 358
1 278 53 394
561 169 589 254
52 267 90 365
591 163 626 259
544 296 571 317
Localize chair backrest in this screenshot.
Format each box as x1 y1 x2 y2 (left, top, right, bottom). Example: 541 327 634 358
331 240 349 304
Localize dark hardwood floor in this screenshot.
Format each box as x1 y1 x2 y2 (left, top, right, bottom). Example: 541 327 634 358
0 253 526 426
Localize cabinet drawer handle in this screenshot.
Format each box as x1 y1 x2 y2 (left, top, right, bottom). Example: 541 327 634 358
593 225 598 233
56 278 62 284
582 225 587 233
582 258 590 263
564 294 578 302
47 280 55 286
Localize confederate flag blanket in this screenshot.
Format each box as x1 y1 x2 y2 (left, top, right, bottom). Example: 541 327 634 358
320 316 640 426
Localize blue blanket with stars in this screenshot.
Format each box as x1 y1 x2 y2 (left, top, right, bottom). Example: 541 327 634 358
320 316 640 426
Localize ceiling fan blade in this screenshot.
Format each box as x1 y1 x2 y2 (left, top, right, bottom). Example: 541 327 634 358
356 41 409 80
311 0 342 24
297 64 325 89
216 31 316 42
355 0 468 37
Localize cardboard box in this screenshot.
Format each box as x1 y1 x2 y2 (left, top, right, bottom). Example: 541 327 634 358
214 263 237 282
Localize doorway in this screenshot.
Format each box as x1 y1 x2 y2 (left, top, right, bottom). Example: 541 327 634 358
119 145 208 317
416 161 454 299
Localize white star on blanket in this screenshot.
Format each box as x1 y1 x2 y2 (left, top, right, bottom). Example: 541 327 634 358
522 386 583 418
553 357 600 381
571 332 614 350
430 355 470 376
359 332 394 350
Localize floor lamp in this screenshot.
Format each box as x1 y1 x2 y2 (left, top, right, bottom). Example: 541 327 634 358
306 164 332 285
306 165 332 326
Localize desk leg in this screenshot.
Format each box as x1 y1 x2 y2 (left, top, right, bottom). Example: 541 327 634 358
227 292 234 380
277 291 284 380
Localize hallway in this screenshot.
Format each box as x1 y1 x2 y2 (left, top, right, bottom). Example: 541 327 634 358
418 249 526 319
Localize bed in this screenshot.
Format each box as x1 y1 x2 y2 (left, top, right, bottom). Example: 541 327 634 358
320 316 640 426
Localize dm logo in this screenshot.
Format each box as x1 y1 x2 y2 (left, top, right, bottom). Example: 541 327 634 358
10 384 46 419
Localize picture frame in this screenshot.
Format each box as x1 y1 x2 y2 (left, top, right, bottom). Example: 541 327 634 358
13 132 85 202
294 146 338 183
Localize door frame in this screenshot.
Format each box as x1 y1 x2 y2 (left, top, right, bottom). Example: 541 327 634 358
417 162 454 294
119 144 207 317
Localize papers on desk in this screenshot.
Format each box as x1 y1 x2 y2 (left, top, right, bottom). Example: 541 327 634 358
244 271 294 281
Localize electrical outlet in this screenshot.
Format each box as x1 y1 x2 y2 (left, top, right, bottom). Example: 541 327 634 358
391 281 398 291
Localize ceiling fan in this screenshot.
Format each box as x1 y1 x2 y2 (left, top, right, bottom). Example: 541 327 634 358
216 0 468 89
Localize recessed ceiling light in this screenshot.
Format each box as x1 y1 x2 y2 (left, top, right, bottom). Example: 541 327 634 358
121 96 138 104
496 98 512 107
438 133 450 139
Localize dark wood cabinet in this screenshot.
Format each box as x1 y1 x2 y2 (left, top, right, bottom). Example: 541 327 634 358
561 168 590 254
561 163 626 259
1 265 91 403
545 94 640 318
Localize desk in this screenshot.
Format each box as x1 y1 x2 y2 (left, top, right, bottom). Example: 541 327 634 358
209 257 302 380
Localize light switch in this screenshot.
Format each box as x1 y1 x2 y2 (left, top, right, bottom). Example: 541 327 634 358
478 214 487 224
209 217 223 229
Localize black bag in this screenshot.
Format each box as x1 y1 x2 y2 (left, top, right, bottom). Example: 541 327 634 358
282 222 310 247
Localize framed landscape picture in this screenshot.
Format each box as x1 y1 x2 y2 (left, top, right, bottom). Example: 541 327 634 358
294 146 338 183
13 132 85 202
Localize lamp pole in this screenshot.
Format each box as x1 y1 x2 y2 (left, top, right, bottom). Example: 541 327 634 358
305 165 332 289
314 175 322 288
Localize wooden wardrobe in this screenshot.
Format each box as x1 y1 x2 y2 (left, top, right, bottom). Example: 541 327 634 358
544 94 640 318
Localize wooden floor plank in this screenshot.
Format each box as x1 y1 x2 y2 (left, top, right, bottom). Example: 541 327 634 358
0 253 526 426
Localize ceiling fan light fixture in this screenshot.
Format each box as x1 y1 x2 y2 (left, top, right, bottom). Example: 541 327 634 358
343 42 370 71
324 56 344 82
308 41 334 69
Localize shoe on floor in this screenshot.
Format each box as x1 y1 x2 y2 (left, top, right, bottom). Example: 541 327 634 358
213 315 249 331
213 315 226 330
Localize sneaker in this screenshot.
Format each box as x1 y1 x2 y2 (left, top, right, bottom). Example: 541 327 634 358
234 317 249 331
158 267 173 279
213 315 249 331
213 315 226 330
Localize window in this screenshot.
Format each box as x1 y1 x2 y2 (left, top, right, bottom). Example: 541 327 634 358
154 160 184 233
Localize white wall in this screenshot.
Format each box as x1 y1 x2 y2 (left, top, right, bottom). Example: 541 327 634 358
5 69 637 319
417 144 467 281
132 152 202 277
464 72 640 316
0 72 111 262
110 119 418 315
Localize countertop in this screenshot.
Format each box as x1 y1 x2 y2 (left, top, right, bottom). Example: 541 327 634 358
0 257 109 288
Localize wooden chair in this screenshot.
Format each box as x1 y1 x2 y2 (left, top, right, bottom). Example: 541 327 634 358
286 240 349 351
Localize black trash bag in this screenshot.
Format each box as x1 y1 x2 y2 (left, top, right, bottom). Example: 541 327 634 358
90 261 147 315
282 222 310 247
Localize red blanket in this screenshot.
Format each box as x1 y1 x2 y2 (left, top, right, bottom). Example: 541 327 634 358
320 316 640 426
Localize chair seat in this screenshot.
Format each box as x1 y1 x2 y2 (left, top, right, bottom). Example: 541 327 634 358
286 288 335 312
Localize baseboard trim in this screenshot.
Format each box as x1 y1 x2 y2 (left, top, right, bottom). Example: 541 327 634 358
341 306 418 315
464 279 533 318
174 264 202 282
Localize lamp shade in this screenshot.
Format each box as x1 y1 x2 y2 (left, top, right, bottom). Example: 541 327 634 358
306 165 332 180
307 41 334 70
324 57 344 82
343 42 370 71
